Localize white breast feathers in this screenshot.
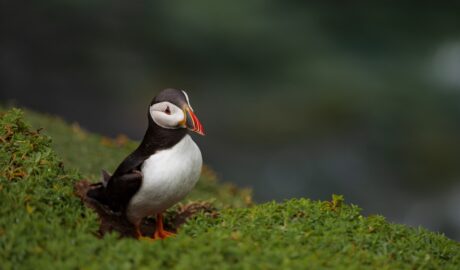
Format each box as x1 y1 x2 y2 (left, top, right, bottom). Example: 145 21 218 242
126 135 202 225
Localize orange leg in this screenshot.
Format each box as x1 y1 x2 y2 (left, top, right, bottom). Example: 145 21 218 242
153 213 175 239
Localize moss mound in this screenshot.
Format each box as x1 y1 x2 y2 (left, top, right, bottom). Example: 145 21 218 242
1 108 459 269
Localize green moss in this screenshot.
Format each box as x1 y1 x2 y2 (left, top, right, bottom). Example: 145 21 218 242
1 108 459 269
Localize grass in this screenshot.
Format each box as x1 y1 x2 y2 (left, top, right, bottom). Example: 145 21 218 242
1 108 459 269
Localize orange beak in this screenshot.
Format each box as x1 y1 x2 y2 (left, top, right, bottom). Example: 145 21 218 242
183 106 205 136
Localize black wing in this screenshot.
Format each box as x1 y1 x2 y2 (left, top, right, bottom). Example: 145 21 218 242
87 152 145 212
105 170 143 212
112 152 146 177
87 170 143 212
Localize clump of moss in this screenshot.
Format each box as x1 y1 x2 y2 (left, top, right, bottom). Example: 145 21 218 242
181 200 460 269
0 109 98 269
1 108 459 269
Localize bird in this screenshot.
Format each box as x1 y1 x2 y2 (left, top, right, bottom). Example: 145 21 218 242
87 88 205 239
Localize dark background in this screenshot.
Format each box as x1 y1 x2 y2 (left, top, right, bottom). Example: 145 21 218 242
1 1 460 240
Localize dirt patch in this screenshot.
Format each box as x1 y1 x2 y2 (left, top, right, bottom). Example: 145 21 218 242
75 180 218 239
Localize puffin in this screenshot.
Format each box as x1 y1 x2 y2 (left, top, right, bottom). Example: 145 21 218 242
87 88 205 239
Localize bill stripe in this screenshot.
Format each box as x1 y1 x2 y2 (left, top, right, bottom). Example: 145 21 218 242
182 90 192 109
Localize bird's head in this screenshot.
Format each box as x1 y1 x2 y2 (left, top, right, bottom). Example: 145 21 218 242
149 88 205 135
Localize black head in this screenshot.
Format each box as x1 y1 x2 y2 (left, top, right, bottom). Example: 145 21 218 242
148 88 205 135
151 88 189 107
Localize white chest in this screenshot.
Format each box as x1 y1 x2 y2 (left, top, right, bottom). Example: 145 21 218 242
126 135 202 224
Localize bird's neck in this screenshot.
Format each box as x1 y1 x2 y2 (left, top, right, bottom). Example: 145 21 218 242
135 120 187 158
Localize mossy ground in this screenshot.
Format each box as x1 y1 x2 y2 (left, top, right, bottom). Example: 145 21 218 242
1 108 459 269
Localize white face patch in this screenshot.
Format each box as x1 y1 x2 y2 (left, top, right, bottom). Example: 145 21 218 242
150 101 185 129
182 90 193 111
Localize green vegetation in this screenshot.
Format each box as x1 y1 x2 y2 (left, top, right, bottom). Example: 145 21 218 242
1 108 459 269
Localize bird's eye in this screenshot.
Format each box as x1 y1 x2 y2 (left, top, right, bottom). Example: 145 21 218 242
164 106 171 115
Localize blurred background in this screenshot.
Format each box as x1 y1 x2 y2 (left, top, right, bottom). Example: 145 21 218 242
1 1 460 240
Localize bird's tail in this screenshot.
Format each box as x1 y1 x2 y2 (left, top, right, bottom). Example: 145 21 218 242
86 170 112 205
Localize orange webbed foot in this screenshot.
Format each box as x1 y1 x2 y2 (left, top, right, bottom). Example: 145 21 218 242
153 229 175 240
152 213 176 240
